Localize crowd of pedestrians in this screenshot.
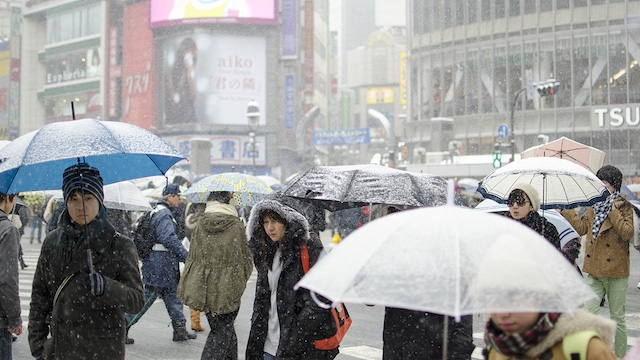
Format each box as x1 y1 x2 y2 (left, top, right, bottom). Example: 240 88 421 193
5 163 640 359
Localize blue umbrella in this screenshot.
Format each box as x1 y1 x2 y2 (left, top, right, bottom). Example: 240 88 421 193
0 118 185 193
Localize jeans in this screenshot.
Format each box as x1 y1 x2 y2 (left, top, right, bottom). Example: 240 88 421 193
263 352 276 360
584 275 628 357
30 217 43 242
125 285 186 328
0 329 12 360
201 310 239 360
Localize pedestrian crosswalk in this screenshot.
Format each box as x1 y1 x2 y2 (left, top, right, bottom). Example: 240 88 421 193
14 237 640 360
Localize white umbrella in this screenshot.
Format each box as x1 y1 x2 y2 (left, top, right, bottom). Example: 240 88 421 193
48 181 152 211
474 198 580 248
478 157 609 209
295 206 596 319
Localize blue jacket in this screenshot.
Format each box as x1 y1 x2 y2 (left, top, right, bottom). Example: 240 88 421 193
141 200 188 288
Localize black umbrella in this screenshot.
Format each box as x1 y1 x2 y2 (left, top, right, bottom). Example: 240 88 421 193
281 164 464 211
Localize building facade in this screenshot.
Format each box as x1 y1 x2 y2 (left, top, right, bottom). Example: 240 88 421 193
407 0 640 176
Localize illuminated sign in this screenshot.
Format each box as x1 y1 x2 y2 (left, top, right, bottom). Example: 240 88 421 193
149 0 277 28
312 128 371 146
594 107 640 128
366 87 395 104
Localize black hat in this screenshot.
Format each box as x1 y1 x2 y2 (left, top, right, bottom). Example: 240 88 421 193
596 165 622 192
162 184 181 196
62 163 104 204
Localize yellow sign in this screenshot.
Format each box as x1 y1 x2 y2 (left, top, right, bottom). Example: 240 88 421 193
399 51 406 105
366 87 394 104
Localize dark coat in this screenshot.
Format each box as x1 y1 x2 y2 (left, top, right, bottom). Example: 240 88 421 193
505 211 561 250
383 308 474 360
0 211 21 330
28 207 144 360
245 199 338 360
141 200 188 288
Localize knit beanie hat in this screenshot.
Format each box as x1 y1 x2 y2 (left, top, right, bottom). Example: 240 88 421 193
596 165 622 192
62 162 104 204
511 183 540 211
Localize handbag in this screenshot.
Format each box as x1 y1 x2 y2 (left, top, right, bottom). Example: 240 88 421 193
301 243 352 351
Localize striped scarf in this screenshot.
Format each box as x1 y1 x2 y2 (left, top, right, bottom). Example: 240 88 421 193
592 191 618 240
484 312 560 357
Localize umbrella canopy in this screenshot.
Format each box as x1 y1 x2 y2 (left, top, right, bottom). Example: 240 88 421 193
183 172 272 206
281 164 453 211
478 157 609 210
0 118 185 193
47 181 152 211
295 206 596 319
520 136 605 173
474 198 580 248
257 175 284 191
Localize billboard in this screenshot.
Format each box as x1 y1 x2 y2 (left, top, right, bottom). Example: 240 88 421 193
149 0 277 28
161 33 266 126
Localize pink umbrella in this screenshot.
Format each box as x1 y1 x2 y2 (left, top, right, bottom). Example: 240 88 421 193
520 136 605 173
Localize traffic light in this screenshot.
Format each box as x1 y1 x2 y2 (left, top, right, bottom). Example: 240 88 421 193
492 143 502 168
536 80 560 97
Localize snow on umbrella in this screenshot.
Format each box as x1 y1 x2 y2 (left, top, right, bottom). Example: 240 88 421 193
478 157 609 210
281 164 454 211
520 136 605 173
0 118 185 193
295 206 596 319
183 172 272 206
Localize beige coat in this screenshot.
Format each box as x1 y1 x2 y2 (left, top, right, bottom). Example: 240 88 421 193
561 194 634 278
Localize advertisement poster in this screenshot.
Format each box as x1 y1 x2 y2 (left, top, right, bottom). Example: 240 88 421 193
150 0 276 27
162 33 266 126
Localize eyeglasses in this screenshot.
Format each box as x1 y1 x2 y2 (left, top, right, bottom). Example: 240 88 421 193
507 196 529 207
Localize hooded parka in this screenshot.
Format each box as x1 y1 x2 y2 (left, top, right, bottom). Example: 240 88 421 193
245 199 338 360
28 208 144 360
485 308 616 359
177 201 253 314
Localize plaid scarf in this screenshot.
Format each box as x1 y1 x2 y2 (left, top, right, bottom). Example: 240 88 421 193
56 206 107 264
592 191 618 240
484 313 560 357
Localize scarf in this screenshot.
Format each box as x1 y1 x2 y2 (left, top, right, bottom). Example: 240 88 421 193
204 201 238 217
592 191 619 240
484 312 560 357
56 206 107 264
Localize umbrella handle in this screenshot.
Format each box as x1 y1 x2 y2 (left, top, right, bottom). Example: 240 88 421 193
87 249 94 273
310 290 331 309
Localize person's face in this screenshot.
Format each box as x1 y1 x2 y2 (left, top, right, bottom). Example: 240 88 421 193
601 180 616 194
508 192 533 220
183 52 195 68
166 193 181 208
66 190 100 225
489 312 541 335
263 216 286 242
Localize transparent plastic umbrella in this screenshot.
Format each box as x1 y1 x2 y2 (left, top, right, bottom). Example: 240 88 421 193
183 172 272 206
46 181 152 211
295 206 596 320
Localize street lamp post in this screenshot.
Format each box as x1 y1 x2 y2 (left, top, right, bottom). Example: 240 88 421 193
509 88 526 163
246 100 260 176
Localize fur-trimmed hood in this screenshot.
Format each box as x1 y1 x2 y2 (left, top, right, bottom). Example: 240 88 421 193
527 308 616 358
247 199 310 246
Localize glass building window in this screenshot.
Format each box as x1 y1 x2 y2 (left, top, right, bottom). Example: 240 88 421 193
609 35 627 105
443 1 452 28
468 0 477 23
481 0 491 21
540 0 553 11
555 38 572 107
572 37 590 107
455 0 465 26
573 0 587 7
509 0 520 16
495 0 506 18
590 35 609 106
556 0 570 9
433 1 441 30
524 0 536 14
46 3 102 45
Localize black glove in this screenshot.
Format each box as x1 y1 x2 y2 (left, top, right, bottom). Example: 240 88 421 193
84 269 105 297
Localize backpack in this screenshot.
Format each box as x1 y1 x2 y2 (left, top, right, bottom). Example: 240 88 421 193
626 200 640 251
300 243 352 351
132 204 165 260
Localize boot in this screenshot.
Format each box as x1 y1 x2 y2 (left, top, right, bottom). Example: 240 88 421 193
190 309 205 332
19 257 28 270
125 329 134 345
29 235 34 244
172 320 197 341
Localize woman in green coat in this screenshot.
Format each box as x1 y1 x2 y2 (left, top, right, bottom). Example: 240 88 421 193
28 163 144 360
177 191 253 359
